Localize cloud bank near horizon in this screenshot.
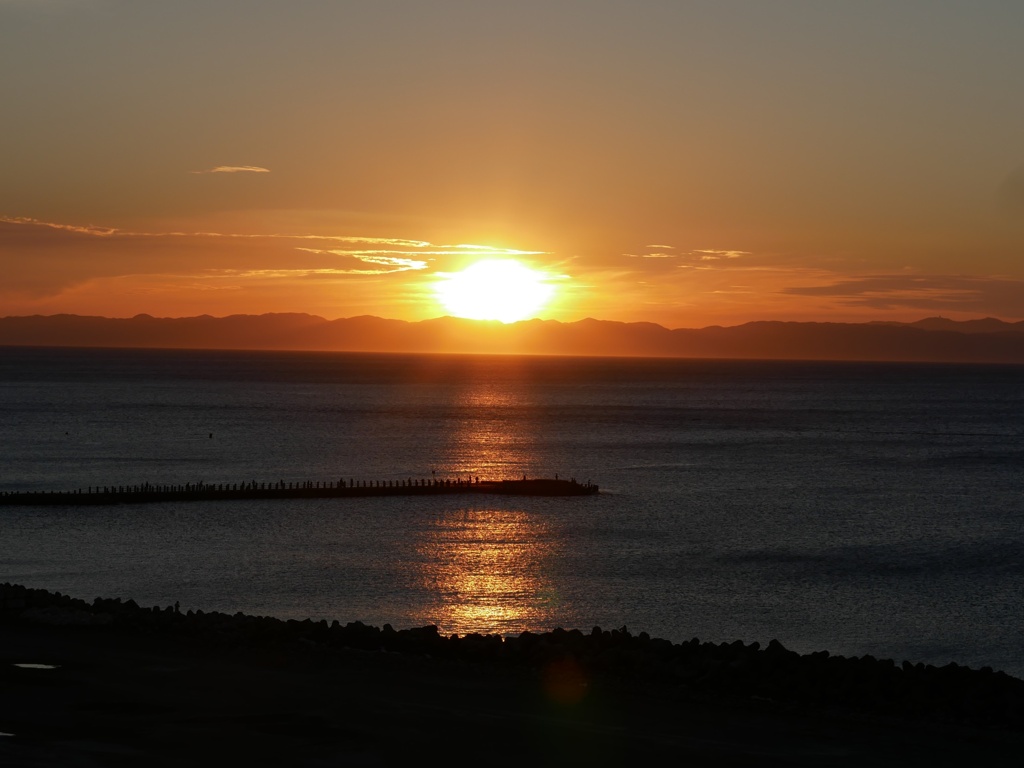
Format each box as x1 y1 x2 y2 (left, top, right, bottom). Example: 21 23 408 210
0 217 557 319
3 216 1024 324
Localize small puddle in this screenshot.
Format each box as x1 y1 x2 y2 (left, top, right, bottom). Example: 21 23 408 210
12 663 60 670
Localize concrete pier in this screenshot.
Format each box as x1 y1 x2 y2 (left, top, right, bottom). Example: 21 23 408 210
0 477 599 506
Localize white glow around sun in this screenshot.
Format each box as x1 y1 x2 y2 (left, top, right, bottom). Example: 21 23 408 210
435 259 555 323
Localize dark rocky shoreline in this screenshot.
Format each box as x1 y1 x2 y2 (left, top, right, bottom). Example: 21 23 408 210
3 583 1023 766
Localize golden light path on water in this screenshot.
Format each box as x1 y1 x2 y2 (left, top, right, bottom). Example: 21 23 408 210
410 366 560 636
414 508 558 637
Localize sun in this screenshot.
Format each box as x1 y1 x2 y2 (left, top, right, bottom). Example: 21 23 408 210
435 260 555 323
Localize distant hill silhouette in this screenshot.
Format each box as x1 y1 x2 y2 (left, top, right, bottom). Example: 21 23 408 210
3 313 1024 362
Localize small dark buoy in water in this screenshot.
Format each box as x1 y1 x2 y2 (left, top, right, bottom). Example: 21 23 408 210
209 433 213 439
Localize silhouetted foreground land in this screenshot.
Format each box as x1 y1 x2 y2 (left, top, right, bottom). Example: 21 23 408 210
2 584 1023 766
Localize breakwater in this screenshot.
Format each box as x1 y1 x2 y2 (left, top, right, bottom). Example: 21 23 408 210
0 476 599 506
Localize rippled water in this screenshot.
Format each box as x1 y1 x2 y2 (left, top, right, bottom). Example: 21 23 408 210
1 346 1022 676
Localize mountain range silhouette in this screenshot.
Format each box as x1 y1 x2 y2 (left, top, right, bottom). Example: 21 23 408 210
3 313 1024 362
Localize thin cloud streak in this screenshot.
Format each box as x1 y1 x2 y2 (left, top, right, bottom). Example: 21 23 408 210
691 250 750 259
217 268 406 278
294 247 428 273
451 244 547 255
0 216 550 313
190 166 271 174
622 257 679 264
0 216 118 236
623 246 751 263
0 217 528 254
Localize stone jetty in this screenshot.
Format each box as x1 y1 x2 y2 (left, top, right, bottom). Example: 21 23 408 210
0 476 599 506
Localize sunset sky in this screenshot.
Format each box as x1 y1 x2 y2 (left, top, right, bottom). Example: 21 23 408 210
2 0 1023 328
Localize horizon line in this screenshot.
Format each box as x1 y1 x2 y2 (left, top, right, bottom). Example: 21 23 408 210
1 311 1018 333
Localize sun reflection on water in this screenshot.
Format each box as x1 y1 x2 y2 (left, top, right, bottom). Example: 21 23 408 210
429 367 546 480
409 360 565 636
413 507 560 637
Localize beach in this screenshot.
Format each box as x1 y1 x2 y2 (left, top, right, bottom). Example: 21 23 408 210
2 584 1023 767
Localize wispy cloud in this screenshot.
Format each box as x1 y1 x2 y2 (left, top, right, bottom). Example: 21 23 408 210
0 216 546 302
691 249 749 260
295 247 428 274
306 236 431 247
190 165 271 174
214 267 406 279
451 243 547 255
625 243 679 259
0 218 528 254
625 246 751 263
0 216 118 236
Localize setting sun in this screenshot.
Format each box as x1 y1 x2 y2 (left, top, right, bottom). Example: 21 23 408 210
435 260 555 323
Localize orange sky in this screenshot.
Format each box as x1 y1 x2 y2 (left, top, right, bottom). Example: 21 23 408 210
2 2 1024 328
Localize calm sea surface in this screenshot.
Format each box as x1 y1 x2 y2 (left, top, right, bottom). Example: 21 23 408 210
2 346 1022 677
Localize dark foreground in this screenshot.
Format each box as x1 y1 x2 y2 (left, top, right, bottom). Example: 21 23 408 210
2 584 1023 767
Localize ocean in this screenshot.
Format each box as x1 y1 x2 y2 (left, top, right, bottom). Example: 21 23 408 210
1 346 1022 677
